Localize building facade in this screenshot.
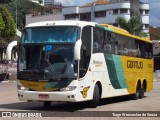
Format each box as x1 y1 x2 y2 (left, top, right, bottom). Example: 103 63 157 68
26 0 149 33
30 0 55 6
62 0 149 33
150 27 160 70
26 13 63 25
30 0 44 6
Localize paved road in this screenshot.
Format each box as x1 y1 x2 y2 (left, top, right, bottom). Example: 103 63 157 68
0 81 159 120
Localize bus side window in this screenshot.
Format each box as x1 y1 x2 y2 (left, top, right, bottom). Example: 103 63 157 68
80 26 92 78
93 28 99 53
145 52 149 58
94 42 99 52
103 31 112 53
93 27 105 53
149 52 152 58
114 46 118 54
103 44 112 53
145 43 153 59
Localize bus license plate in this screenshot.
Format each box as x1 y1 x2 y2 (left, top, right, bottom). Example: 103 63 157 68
39 94 49 99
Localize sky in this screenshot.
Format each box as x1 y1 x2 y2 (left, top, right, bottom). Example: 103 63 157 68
55 0 160 27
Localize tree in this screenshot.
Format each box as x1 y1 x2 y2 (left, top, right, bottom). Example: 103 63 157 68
0 6 16 41
1 0 58 30
0 13 5 34
6 0 52 30
115 16 148 37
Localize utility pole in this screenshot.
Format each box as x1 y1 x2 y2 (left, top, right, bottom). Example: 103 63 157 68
130 0 140 17
91 4 95 22
15 0 17 29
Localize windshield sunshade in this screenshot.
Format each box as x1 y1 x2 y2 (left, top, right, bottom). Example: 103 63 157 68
22 27 80 43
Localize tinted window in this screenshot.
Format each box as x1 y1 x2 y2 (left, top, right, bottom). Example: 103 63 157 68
93 26 153 59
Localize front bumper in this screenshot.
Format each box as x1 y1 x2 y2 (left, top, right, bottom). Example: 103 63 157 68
18 90 78 102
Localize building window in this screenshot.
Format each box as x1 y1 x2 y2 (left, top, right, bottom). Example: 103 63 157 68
95 11 106 18
144 24 149 29
145 10 149 15
65 14 78 20
113 9 118 14
120 9 128 14
80 13 91 21
140 10 143 14
140 10 149 15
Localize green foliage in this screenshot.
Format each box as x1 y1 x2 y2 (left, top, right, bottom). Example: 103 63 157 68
6 0 53 30
0 5 16 41
0 13 5 33
116 16 147 37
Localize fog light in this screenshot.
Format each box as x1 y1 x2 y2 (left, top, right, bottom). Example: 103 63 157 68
67 96 70 98
71 95 75 98
60 86 76 91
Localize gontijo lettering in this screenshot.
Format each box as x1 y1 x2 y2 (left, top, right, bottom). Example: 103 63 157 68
127 60 143 69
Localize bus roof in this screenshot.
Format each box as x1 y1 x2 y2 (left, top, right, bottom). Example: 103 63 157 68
99 24 151 43
26 20 96 28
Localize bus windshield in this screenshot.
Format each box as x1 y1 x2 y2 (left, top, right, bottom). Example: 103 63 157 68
18 26 80 81
18 44 78 80
22 27 80 43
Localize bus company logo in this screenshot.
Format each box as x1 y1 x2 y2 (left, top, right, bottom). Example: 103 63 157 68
42 86 46 91
81 86 90 98
127 60 143 69
93 60 103 64
93 60 103 67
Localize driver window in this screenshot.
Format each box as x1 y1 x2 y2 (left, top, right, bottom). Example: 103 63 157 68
80 26 92 78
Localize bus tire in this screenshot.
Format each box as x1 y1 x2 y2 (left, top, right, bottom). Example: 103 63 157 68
89 84 100 108
44 101 51 107
140 84 145 99
132 83 141 100
140 88 145 99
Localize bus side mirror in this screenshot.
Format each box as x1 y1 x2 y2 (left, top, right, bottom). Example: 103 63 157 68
74 40 82 60
6 41 18 61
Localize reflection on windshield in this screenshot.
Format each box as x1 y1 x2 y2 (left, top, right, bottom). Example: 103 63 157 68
45 45 77 79
18 44 78 80
22 27 80 43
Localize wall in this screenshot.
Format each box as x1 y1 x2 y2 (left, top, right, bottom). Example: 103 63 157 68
25 14 63 25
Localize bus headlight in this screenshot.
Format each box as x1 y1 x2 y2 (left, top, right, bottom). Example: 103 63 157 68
17 85 26 90
60 86 77 91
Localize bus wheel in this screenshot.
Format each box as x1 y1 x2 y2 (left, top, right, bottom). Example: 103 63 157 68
44 101 51 107
140 84 145 99
89 84 100 108
132 83 141 100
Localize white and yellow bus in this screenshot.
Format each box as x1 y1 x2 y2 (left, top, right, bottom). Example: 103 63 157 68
17 21 153 108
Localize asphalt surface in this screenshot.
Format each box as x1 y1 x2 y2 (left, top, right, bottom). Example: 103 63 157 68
0 80 159 119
